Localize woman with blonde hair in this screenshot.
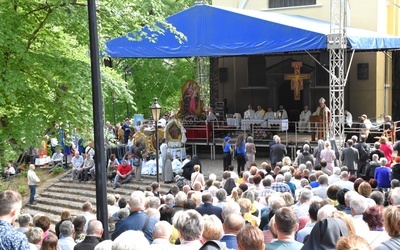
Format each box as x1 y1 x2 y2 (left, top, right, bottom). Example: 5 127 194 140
320 140 336 172
237 198 258 227
190 164 205 188
336 235 371 250
229 187 242 202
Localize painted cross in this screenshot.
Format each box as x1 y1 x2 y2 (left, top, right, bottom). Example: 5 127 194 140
284 62 310 100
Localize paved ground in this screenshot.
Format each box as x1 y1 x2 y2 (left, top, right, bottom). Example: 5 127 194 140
192 149 271 179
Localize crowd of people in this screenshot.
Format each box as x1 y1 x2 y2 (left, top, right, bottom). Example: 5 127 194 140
3 129 400 250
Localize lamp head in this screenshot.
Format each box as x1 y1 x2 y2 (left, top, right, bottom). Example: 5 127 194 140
150 97 162 121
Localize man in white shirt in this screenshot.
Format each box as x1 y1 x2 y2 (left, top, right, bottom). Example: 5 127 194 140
27 164 40 206
333 171 354 191
71 151 84 180
149 221 173 249
328 167 341 185
344 110 353 128
81 201 96 233
298 105 311 133
291 189 313 219
51 148 64 166
244 104 255 119
349 195 370 235
312 175 329 199
58 221 76 250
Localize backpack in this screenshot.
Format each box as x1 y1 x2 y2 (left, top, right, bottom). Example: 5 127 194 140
358 143 370 161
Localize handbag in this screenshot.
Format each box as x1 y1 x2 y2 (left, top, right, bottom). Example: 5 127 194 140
132 157 140 167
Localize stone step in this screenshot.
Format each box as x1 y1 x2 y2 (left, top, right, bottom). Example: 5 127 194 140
35 196 94 212
22 202 82 221
21 170 176 234
54 177 174 194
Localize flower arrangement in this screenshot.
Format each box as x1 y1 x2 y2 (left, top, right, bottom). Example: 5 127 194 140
183 114 199 124
253 128 273 140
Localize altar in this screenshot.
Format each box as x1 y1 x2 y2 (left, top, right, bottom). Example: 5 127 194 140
241 119 264 130
227 118 241 129
268 119 289 131
241 119 288 131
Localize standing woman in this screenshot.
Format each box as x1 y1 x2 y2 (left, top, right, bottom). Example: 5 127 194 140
223 136 233 171
379 136 393 167
235 135 246 175
320 140 336 172
245 136 256 170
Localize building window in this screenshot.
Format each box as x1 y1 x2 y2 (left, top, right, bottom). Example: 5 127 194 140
269 0 316 8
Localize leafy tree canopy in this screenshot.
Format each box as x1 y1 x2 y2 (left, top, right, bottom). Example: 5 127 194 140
0 0 197 159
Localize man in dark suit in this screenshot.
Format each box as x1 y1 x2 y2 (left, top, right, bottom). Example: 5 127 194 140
220 213 245 250
354 135 370 177
74 220 103 250
112 191 158 243
270 136 287 168
195 193 223 222
341 140 360 176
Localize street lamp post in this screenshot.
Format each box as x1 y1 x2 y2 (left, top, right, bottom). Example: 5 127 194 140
112 92 116 125
150 97 162 183
124 65 132 118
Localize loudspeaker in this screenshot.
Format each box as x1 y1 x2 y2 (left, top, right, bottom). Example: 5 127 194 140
104 57 113 68
219 67 228 82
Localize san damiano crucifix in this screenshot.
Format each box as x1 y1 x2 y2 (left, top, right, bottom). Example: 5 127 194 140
284 62 310 100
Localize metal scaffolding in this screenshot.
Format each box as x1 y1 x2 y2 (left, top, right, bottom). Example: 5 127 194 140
328 0 347 147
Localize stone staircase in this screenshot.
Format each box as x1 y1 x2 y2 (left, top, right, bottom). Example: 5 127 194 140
21 170 173 229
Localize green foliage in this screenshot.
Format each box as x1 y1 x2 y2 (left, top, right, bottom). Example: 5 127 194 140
0 0 195 152
18 185 27 196
20 171 28 178
51 166 65 175
106 58 197 121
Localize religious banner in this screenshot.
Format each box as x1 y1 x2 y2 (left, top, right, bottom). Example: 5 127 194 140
284 62 310 100
179 80 203 116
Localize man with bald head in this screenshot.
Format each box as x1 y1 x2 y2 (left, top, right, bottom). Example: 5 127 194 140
149 221 172 248
111 191 159 243
220 213 245 249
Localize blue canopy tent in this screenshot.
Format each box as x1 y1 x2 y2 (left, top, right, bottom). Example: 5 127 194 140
105 4 400 58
